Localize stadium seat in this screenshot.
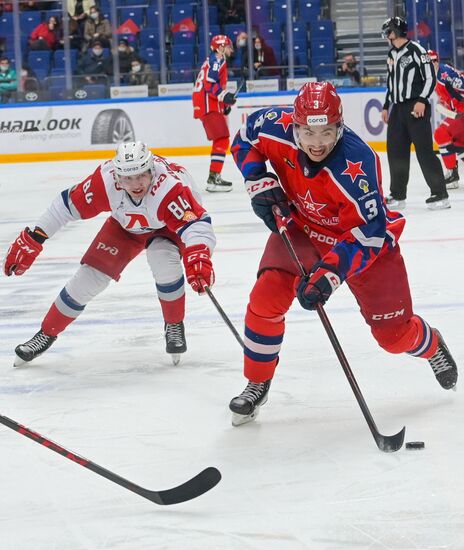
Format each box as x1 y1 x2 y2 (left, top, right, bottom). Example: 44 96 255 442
250 1 271 25
310 20 334 40
171 4 194 24
118 7 145 27
259 23 281 43
171 31 196 45
20 12 42 35
28 51 52 76
171 44 195 64
196 5 218 26
140 28 160 50
53 49 79 71
273 2 296 23
437 31 453 59
169 62 194 83
140 48 162 69
299 1 321 21
223 23 246 42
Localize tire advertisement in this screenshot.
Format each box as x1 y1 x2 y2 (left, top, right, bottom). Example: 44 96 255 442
0 89 406 160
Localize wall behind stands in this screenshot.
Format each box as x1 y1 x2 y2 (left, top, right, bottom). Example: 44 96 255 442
0 88 398 163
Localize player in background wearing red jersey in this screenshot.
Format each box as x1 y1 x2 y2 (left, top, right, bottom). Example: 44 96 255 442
193 34 236 192
228 82 458 426
428 49 464 189
3 142 216 366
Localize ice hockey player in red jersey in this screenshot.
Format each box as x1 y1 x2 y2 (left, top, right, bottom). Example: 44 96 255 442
193 34 236 192
428 49 464 189
228 81 458 425
3 141 216 366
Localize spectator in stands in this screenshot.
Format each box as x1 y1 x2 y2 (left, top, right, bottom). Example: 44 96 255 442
67 0 92 42
253 36 279 77
337 53 366 85
83 6 111 51
28 16 61 51
125 57 158 96
21 0 47 11
217 0 246 27
0 55 16 103
233 30 249 77
77 38 111 83
112 38 136 76
0 1 12 14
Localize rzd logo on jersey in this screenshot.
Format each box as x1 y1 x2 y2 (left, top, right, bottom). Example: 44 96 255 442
96 242 119 255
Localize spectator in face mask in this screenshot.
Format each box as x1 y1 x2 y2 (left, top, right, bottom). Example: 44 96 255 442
0 56 17 103
83 6 111 51
28 16 61 50
233 31 248 77
253 36 279 77
77 38 112 83
125 57 158 96
111 38 136 75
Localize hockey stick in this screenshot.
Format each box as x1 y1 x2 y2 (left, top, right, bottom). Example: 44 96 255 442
0 413 221 505
272 206 405 453
234 77 246 98
204 286 244 349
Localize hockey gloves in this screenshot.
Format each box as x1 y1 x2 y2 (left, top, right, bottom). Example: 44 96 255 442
219 91 237 106
3 227 45 276
296 263 341 310
245 173 290 233
183 244 215 294
224 105 232 116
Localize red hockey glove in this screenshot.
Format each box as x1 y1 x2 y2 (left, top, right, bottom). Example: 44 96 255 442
245 172 291 232
183 244 215 294
296 263 341 310
3 228 44 276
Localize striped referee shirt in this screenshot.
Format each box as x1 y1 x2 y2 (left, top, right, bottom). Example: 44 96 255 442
383 40 436 108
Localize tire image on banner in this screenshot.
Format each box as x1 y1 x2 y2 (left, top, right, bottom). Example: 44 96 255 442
91 109 135 144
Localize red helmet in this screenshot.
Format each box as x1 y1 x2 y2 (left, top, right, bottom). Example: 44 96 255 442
210 34 233 51
427 49 439 62
293 81 343 126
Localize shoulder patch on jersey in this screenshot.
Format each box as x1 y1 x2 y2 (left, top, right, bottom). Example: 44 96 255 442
266 111 277 120
275 110 294 132
182 210 198 222
359 179 369 193
341 160 367 182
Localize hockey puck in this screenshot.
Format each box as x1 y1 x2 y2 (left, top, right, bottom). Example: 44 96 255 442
405 441 425 450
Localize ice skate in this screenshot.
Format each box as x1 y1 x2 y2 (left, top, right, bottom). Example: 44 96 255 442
444 167 459 190
164 322 186 365
385 195 406 210
229 379 271 426
425 192 451 210
14 329 57 366
206 171 233 193
428 331 458 390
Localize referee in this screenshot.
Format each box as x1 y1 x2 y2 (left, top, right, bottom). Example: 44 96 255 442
381 16 450 210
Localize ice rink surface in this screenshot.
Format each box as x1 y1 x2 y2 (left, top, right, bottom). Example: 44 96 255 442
1 153 464 550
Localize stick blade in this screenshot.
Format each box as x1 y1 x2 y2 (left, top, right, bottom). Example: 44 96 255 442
143 467 222 505
375 426 406 453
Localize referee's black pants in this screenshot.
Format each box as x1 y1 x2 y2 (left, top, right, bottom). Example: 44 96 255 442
386 100 446 200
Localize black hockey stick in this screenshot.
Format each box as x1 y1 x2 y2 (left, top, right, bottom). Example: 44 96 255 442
234 77 246 98
272 206 405 453
204 286 244 349
0 413 221 504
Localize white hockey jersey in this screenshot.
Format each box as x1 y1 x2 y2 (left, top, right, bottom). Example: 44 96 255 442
35 155 216 251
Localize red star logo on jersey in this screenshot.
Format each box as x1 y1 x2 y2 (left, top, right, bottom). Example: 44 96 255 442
341 160 367 182
275 111 294 132
297 189 327 217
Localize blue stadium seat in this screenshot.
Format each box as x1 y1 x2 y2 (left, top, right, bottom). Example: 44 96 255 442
259 23 281 43
171 44 195 64
118 7 145 27
171 4 194 24
140 28 160 50
299 0 321 21
122 0 149 6
285 23 308 43
21 12 42 35
273 2 296 23
223 23 246 42
265 39 282 64
437 31 453 59
0 13 13 35
28 51 52 75
171 31 196 45
290 41 309 74
405 0 428 20
311 39 335 60
196 5 218 26
310 20 334 40
251 1 271 25
146 6 163 29
140 48 161 69
169 62 194 83
53 49 79 71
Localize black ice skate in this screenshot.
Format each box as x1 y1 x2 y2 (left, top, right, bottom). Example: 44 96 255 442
444 167 460 190
425 192 451 210
164 322 187 365
229 379 271 426
14 329 57 367
428 331 458 390
385 195 406 210
206 171 233 193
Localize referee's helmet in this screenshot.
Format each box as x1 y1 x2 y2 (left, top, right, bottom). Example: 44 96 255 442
381 17 408 39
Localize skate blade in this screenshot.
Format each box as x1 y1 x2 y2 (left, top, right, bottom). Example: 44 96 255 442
13 354 27 367
205 185 233 193
446 182 459 190
231 407 260 426
427 200 451 210
171 354 181 366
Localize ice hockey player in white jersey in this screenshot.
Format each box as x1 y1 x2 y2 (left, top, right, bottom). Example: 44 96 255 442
3 141 216 366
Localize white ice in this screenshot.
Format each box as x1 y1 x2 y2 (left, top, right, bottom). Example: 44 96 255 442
1 153 464 550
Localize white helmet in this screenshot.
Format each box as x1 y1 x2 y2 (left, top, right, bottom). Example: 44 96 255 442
113 141 153 177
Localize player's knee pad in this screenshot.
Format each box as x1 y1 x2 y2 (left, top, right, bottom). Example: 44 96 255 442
65 264 111 305
212 136 230 156
147 237 183 284
249 269 296 319
370 316 420 354
434 125 452 146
